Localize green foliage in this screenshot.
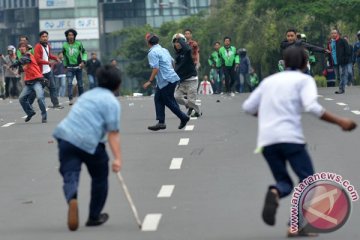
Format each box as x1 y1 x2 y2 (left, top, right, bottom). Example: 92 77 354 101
112 0 359 88
313 75 327 88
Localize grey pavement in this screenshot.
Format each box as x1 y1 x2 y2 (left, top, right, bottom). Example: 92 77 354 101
0 86 359 240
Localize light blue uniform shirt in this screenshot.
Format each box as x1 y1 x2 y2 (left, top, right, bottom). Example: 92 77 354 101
53 87 121 154
148 44 180 89
331 39 337 65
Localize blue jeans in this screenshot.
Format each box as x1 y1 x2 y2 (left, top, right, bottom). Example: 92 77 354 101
154 82 188 124
19 81 47 119
334 64 348 92
87 74 97 89
55 75 66 97
67 68 84 100
262 143 315 198
43 71 60 106
57 139 109 220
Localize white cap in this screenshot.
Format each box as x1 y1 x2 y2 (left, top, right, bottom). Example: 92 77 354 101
7 45 16 52
357 30 360 36
172 33 186 44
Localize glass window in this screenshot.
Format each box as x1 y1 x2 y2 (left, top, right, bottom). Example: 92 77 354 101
75 8 98 17
39 9 75 19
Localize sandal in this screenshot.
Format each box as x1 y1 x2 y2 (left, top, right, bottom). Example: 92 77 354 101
262 189 279 226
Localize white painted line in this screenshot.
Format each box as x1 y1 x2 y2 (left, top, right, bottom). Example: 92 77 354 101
22 115 27 119
178 138 189 145
141 214 162 231
317 95 323 97
351 110 360 115
336 102 347 106
157 185 175 198
195 99 201 103
324 98 334 101
1 122 15 127
170 158 183 170
190 117 197 120
46 108 50 111
185 125 194 131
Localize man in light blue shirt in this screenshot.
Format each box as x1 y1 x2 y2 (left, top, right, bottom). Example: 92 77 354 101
53 65 122 231
143 33 189 131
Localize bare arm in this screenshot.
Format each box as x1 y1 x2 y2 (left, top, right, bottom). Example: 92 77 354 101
108 131 122 172
143 68 159 89
320 111 357 131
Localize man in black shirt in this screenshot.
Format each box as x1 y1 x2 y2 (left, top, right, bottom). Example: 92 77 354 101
86 52 101 89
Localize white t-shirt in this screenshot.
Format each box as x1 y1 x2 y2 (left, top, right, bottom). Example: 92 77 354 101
42 45 51 74
242 70 325 148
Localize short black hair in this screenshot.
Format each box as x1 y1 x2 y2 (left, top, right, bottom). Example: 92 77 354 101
19 35 29 41
224 36 231 42
97 65 122 92
214 41 221 45
283 47 308 70
184 29 192 33
39 31 49 37
286 28 297 34
148 35 159 45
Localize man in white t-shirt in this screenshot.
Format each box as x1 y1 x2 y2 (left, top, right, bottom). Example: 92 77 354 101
242 47 356 237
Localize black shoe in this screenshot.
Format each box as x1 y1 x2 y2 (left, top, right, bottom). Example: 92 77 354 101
262 189 279 226
42 118 47 123
86 213 109 227
148 123 166 131
191 111 202 118
51 104 64 109
335 90 344 94
69 100 74 105
25 112 36 122
187 107 194 116
68 199 79 231
178 117 190 129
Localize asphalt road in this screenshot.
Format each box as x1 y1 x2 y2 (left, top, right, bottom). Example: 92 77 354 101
0 86 359 240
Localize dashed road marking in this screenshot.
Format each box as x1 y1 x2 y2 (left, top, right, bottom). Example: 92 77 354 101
170 158 183 170
351 110 360 115
1 122 15 127
190 117 197 120
324 98 334 101
336 102 347 106
22 115 27 119
178 138 189 145
157 185 175 198
142 214 162 231
185 125 194 131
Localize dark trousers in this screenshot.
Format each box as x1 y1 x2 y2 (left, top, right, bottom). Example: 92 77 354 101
58 139 109 220
262 143 315 198
154 82 188 124
223 66 236 93
5 77 20 98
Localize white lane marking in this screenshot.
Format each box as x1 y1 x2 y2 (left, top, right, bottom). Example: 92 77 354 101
195 99 201 103
170 158 183 170
157 185 175 198
324 98 334 101
1 122 15 127
185 125 194 131
317 95 323 97
142 214 162 231
190 117 197 120
22 115 27 119
336 102 347 106
178 138 189 145
351 110 360 115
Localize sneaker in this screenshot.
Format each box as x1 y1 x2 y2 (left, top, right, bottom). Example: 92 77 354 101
335 90 344 94
69 100 74 106
25 112 36 122
230 92 235 97
148 123 166 131
68 199 79 231
187 107 194 116
86 213 109 227
178 117 190 129
191 111 202 118
262 189 279 226
42 117 47 123
53 105 64 109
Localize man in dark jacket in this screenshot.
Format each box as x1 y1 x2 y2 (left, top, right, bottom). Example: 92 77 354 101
327 29 351 94
173 33 201 117
86 52 101 89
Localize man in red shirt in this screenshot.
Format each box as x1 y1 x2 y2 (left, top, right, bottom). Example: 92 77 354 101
12 41 47 123
184 29 200 70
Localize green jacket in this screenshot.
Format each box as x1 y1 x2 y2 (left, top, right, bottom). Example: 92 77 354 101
16 48 34 59
219 46 239 67
62 40 87 67
208 51 222 68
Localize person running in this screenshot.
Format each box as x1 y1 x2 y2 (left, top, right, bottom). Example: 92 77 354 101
0 45 20 99
242 47 356 237
11 41 47 123
143 33 189 131
173 33 202 117
53 65 122 231
86 52 101 89
219 36 239 96
184 29 200 70
62 28 88 105
34 31 63 109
